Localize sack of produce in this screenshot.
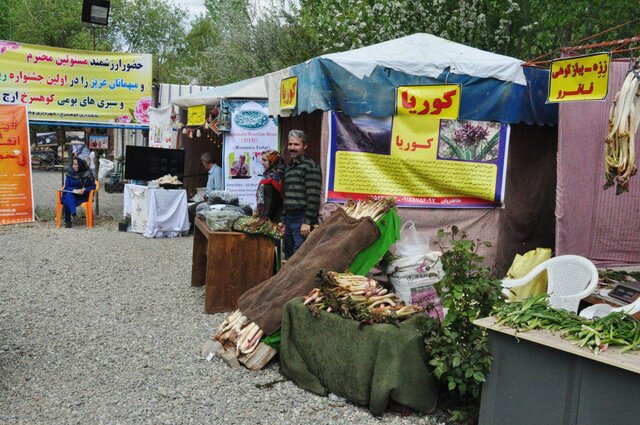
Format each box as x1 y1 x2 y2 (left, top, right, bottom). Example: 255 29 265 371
205 208 243 231
197 203 245 220
387 252 443 279
238 208 382 335
387 251 445 320
206 190 239 206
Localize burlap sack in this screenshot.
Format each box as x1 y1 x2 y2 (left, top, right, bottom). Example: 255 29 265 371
238 209 381 335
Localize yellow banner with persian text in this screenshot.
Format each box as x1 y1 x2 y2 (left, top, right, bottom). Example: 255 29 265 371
396 84 461 120
0 40 152 125
280 76 297 110
187 105 206 126
548 53 610 102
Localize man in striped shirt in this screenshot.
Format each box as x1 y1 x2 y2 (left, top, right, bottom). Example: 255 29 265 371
283 129 322 259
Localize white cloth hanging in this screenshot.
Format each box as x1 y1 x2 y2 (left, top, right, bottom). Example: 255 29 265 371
148 106 175 149
128 186 148 233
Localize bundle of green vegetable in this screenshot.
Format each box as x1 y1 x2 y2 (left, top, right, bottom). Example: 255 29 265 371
304 270 423 326
495 294 640 355
598 268 640 286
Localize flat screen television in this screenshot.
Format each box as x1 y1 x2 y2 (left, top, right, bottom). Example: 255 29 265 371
124 146 185 181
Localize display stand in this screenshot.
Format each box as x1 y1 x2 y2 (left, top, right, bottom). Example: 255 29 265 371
191 217 276 313
475 317 640 425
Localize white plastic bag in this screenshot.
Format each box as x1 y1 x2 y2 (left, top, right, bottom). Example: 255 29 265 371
98 158 114 180
392 221 431 258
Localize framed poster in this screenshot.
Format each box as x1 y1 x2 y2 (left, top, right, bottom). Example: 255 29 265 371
35 131 57 146
64 130 85 144
88 134 108 149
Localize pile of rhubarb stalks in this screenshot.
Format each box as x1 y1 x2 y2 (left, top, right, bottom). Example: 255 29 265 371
304 270 423 325
214 311 263 356
342 198 396 222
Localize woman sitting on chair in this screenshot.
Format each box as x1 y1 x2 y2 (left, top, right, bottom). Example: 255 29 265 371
61 158 96 228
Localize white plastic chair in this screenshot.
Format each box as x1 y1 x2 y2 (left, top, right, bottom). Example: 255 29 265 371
579 296 640 319
501 255 599 313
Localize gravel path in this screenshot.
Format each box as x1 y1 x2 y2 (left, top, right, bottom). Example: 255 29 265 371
0 222 447 424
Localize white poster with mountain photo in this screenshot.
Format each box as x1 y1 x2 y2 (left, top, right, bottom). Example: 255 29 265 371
222 100 278 209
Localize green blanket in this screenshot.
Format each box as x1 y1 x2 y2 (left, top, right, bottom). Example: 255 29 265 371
280 298 438 415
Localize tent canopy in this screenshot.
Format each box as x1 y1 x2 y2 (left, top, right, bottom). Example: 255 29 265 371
266 33 557 125
172 76 267 109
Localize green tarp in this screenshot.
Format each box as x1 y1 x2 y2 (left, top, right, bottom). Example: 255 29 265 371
349 209 401 275
280 298 438 415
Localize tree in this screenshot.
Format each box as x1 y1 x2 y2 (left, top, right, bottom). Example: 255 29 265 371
298 0 639 60
0 0 188 82
110 0 188 82
180 0 320 86
0 0 111 50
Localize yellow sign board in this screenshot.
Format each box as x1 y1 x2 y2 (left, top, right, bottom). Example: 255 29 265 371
187 105 206 126
396 84 461 120
390 115 439 161
548 53 610 102
280 76 297 110
0 40 152 125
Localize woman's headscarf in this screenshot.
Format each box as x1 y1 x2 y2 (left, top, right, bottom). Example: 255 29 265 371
67 158 94 186
262 150 280 170
256 150 284 217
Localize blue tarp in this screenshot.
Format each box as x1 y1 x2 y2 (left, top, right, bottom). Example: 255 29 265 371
288 59 557 126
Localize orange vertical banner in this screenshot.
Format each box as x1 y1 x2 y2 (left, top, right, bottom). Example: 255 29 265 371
0 104 34 225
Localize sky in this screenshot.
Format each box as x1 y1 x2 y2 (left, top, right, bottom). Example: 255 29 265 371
172 0 272 25
173 0 207 23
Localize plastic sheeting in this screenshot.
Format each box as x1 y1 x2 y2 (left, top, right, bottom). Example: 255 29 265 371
268 59 556 125
265 34 557 125
171 77 267 108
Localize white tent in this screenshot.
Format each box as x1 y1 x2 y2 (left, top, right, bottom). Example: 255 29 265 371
266 33 528 116
171 76 267 109
320 33 526 84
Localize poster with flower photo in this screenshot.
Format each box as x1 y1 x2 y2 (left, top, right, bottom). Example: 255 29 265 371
327 112 510 208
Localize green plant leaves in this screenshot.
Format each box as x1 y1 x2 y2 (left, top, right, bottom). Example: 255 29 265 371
426 228 504 402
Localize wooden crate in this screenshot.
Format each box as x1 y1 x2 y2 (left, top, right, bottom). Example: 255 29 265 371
192 217 276 313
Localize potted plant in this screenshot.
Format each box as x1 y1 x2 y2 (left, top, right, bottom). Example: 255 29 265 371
118 214 131 232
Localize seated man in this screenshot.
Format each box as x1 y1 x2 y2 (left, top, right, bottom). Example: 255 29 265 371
188 152 223 227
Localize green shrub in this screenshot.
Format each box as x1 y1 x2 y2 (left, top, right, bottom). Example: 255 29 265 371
424 226 504 421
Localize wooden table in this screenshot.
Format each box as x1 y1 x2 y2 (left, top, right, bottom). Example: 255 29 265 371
191 217 275 313
475 317 640 425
